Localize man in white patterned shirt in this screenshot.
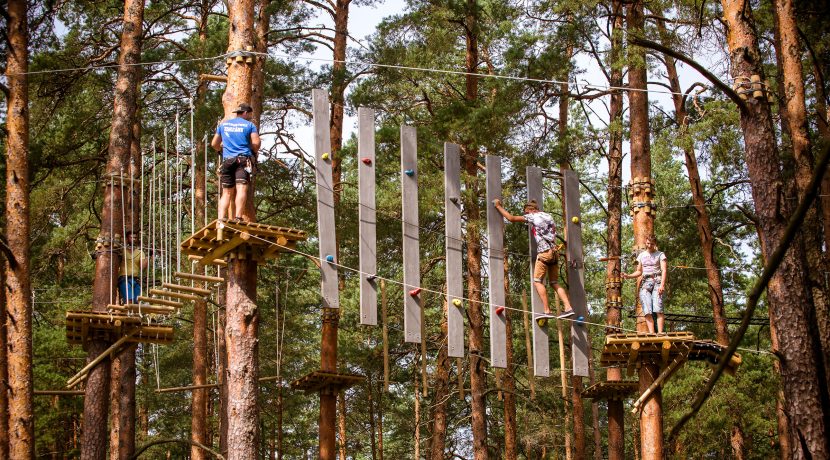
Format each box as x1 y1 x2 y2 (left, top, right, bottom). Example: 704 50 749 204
493 198 575 320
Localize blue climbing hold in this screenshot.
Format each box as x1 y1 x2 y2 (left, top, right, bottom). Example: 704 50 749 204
404 169 415 177
325 254 335 263
577 315 585 325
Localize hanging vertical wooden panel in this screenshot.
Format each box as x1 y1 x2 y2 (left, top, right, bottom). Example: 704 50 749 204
564 169 589 377
444 143 465 358
358 107 377 325
527 166 550 377
401 126 421 343
486 155 507 368
312 89 339 309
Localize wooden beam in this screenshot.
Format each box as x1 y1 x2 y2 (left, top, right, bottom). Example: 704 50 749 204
199 74 228 83
161 283 211 296
197 235 246 267
135 296 183 308
67 330 136 387
626 342 640 377
445 143 464 358
148 289 200 303
174 271 225 283
188 254 228 267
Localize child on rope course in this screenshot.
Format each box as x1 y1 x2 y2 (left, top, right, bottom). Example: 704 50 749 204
622 236 668 333
211 102 261 222
492 198 575 320
119 231 150 304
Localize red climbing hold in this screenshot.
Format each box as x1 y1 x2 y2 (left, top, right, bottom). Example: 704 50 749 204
495 306 505 315
362 157 372 165
409 287 422 296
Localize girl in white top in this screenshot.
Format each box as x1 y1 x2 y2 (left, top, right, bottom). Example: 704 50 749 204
622 236 668 333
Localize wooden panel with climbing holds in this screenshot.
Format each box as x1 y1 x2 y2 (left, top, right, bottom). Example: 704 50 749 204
444 142 465 358
401 125 421 343
358 107 378 326
486 155 507 368
527 166 550 377
564 169 590 377
313 89 340 309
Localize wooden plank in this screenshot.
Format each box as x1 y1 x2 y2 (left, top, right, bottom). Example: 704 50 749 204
563 169 590 377
358 107 378 326
136 296 183 308
527 166 550 377
486 155 507 368
401 125 421 343
197 235 246 267
187 254 228 267
444 143 464 358
313 89 339 309
148 288 201 303
161 282 211 296
174 271 225 283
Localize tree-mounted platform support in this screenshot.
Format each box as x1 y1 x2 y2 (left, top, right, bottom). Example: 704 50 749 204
290 370 365 395
582 381 639 401
599 332 742 413
180 219 307 267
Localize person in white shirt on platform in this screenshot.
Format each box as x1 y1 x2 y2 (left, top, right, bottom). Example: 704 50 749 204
492 198 575 320
622 236 668 333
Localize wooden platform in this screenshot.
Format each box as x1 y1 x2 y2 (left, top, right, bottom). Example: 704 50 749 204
181 219 307 266
290 370 365 394
600 332 741 376
582 381 639 400
65 311 174 346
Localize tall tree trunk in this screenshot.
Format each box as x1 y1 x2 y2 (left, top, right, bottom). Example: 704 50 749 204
82 0 143 457
367 372 377 460
773 0 830 375
429 303 451 460
191 3 213 459
657 21 729 346
721 0 830 457
658 18 744 456
338 392 347 459
769 319 792 460
503 258 517 460
222 1 259 458
4 4 32 449
605 1 625 459
0 254 7 459
329 0 351 211
462 1 487 457
627 2 662 459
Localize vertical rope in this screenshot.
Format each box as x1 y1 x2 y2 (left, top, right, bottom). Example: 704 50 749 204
204 134 208 227
109 174 115 306
176 111 182 273
190 98 195 235
120 168 127 306
139 151 144 299
164 128 169 284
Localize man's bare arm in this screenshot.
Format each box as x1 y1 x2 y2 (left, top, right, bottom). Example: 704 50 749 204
210 133 223 151
492 199 526 223
250 132 261 155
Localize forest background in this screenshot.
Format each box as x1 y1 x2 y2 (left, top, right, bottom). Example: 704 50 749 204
1 0 828 458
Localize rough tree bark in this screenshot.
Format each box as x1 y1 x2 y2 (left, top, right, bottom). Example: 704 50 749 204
0 254 7 459
429 302 451 460
4 2 33 456
462 1 488 457
81 0 144 457
191 3 214 458
627 2 662 459
720 0 829 457
773 0 830 377
605 1 625 459
222 1 260 458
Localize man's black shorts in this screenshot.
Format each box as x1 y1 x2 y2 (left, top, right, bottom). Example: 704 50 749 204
219 155 253 188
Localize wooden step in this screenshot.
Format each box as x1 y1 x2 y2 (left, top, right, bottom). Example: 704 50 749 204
136 296 183 308
148 289 202 303
110 303 177 315
174 271 224 283
161 283 211 296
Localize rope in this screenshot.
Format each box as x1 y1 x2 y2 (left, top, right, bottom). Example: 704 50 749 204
221 226 774 357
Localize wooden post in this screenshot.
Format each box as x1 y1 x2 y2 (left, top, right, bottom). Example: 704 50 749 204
527 167 550 377
401 126 421 343
486 155 507 368
358 108 377 325
444 143 465 358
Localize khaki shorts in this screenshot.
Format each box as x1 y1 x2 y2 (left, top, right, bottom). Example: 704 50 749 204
533 248 559 284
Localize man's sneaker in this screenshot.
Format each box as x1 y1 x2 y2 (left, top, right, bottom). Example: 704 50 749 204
556 310 575 320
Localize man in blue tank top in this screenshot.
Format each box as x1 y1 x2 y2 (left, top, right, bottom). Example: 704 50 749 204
211 103 261 222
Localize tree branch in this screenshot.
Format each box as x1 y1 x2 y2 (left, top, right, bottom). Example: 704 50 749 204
629 36 749 113
668 141 830 442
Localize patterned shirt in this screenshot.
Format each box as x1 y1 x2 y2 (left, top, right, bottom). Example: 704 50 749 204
524 211 557 252
216 117 258 158
637 250 666 276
